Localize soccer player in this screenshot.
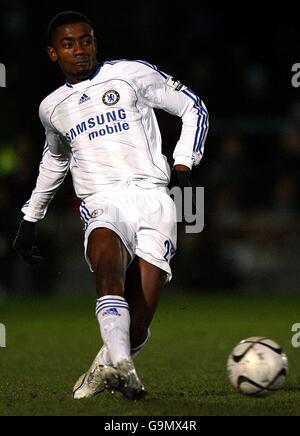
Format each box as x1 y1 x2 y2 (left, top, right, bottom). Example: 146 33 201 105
14 11 209 400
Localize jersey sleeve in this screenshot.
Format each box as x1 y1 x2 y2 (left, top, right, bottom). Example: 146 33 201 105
22 102 71 222
133 61 209 169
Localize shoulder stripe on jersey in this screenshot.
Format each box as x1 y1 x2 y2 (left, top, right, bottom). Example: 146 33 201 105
183 89 209 156
132 59 208 162
133 60 168 79
104 58 169 80
104 59 128 66
132 60 208 157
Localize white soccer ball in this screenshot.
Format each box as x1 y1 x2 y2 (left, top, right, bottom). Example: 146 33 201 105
227 337 288 396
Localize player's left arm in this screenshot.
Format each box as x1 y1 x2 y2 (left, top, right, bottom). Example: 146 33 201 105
136 61 209 184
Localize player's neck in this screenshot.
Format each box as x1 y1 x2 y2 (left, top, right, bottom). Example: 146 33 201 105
65 63 100 85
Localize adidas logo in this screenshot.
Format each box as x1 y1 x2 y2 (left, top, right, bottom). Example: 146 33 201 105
78 93 91 105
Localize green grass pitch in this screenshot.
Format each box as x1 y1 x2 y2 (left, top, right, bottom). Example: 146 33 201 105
0 291 300 416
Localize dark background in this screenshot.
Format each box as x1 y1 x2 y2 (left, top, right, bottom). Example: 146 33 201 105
0 1 299 295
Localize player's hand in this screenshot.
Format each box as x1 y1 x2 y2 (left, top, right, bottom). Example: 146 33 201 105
169 167 192 191
168 166 198 224
13 220 43 266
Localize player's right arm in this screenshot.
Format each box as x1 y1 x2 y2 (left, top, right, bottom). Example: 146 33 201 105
13 101 71 265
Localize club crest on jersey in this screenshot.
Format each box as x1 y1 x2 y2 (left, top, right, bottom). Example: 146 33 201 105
166 76 186 92
102 90 120 106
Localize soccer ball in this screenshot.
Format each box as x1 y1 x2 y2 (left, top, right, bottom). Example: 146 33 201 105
227 337 288 396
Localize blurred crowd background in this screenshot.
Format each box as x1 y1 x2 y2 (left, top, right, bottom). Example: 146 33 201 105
0 1 299 295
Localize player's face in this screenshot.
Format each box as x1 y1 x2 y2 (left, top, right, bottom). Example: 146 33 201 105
48 22 98 84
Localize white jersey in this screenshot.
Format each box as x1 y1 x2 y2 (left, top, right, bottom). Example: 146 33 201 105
22 60 209 221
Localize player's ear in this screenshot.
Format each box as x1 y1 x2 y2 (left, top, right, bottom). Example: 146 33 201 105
47 46 58 63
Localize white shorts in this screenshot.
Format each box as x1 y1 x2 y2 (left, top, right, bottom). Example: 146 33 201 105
80 181 177 282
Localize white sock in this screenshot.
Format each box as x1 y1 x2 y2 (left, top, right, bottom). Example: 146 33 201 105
96 328 151 366
96 296 131 366
95 345 112 367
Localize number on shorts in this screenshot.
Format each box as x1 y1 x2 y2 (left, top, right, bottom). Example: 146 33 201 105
164 240 176 263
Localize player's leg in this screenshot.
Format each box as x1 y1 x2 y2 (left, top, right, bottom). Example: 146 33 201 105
89 227 136 364
74 227 145 400
100 257 166 400
74 227 130 399
122 185 177 362
74 227 131 398
80 257 165 371
109 186 176 398
125 257 167 350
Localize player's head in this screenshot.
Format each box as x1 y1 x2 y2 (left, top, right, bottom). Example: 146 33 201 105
47 11 98 84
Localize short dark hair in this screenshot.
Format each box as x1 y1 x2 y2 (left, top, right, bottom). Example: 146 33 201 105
48 11 94 45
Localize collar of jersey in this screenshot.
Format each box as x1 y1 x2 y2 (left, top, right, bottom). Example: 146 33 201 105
65 62 103 89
